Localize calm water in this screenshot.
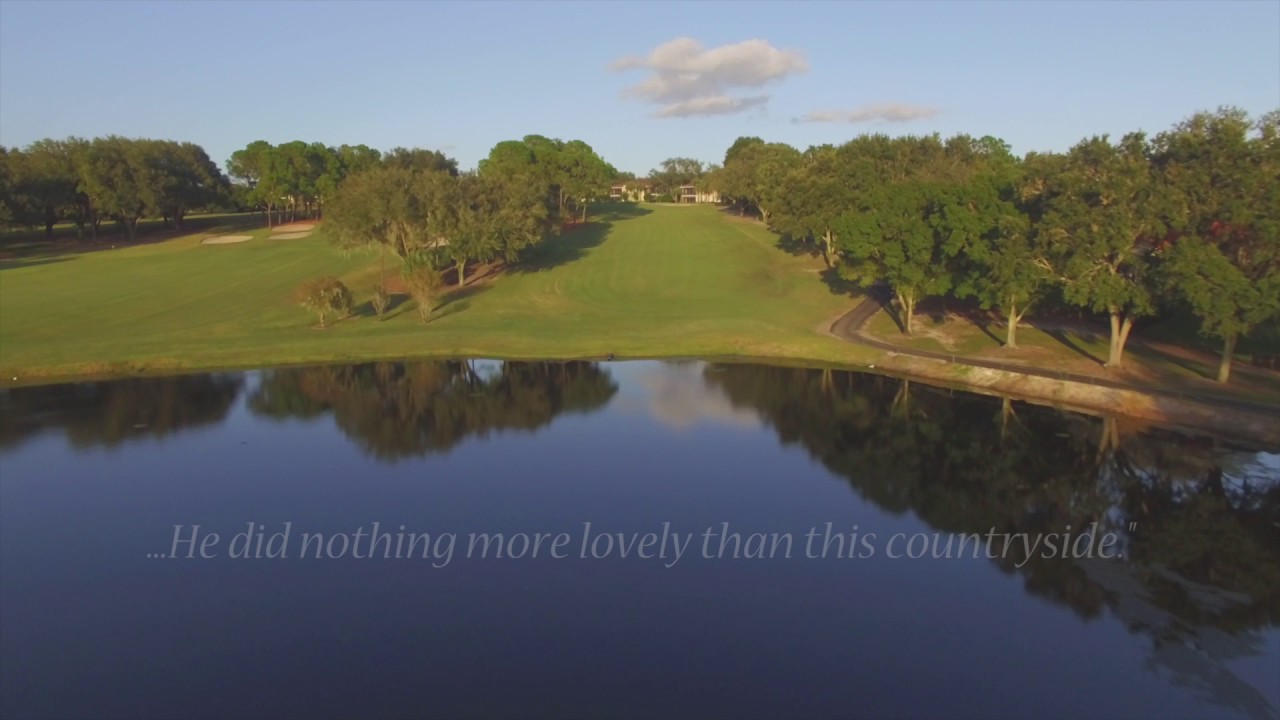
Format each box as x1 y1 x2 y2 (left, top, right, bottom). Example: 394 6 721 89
1 360 1277 720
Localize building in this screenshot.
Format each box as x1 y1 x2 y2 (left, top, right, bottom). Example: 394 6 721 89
677 184 721 204
609 180 653 202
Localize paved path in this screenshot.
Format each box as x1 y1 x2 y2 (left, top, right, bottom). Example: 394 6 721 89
830 289 1280 418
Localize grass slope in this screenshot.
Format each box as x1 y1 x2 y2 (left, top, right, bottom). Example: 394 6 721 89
0 204 867 381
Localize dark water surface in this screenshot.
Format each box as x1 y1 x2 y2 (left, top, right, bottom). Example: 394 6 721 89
1 360 1277 720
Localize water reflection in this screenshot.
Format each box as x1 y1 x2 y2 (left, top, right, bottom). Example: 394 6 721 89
1 360 1276 717
0 374 242 449
702 364 1280 719
249 360 618 460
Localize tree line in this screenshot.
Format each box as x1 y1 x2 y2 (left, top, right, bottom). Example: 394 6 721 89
0 136 470 239
707 107 1279 383
0 137 228 240
324 134 616 291
226 142 458 228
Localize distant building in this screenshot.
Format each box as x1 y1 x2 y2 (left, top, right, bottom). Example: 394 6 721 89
609 180 653 202
677 184 720 204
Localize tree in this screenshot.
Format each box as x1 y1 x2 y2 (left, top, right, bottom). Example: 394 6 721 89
147 141 227 228
835 180 959 334
295 277 353 327
77 136 154 241
228 140 279 227
773 145 851 266
404 264 443 323
384 147 458 176
954 154 1053 348
437 172 502 286
717 138 800 222
1153 108 1280 382
559 140 613 222
649 157 704 197
0 147 14 227
9 139 83 238
1040 133 1167 368
326 165 445 263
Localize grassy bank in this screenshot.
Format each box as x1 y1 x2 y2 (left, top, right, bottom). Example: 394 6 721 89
0 204 870 383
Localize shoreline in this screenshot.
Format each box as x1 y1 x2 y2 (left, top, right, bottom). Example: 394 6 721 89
3 344 1277 448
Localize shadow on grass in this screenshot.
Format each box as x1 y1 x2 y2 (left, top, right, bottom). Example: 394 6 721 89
1128 341 1213 381
956 306 1005 346
1030 321 1106 366
0 255 75 271
881 303 906 333
355 292 411 320
0 212 266 265
509 221 612 274
775 233 823 262
436 301 471 320
440 282 489 309
818 267 861 299
586 203 652 223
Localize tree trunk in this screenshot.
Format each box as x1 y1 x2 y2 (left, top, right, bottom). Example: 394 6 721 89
456 257 467 286
1217 334 1237 384
1106 310 1134 368
1005 298 1021 349
124 217 138 242
820 230 834 267
580 202 587 223
901 292 916 335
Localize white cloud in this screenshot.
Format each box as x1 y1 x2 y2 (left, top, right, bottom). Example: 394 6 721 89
796 103 940 124
611 37 807 118
655 95 769 118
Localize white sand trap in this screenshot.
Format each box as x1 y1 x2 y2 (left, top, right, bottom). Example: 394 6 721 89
273 222 317 232
201 235 252 245
268 231 312 240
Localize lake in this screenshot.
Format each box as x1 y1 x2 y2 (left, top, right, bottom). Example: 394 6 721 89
1 360 1277 720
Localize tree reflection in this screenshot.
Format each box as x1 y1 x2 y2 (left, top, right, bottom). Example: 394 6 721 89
703 363 1280 719
0 374 243 449
248 360 618 460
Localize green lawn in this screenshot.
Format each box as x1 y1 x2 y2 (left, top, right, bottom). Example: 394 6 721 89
0 204 869 382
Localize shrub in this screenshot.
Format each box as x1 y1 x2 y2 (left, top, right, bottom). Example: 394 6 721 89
371 283 391 319
295 276 353 328
404 266 443 324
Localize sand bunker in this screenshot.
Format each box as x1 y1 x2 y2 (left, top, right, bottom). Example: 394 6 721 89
201 235 252 245
273 222 316 232
268 231 312 240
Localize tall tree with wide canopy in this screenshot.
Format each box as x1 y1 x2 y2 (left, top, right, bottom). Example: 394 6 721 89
1039 133 1167 368
227 140 281 227
77 136 156 241
952 155 1055 348
147 141 227 228
835 180 961 334
558 140 614 222
773 145 852 267
326 165 438 263
1153 108 1280 382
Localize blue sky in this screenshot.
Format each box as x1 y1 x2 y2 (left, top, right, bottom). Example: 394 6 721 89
1 1 1276 175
